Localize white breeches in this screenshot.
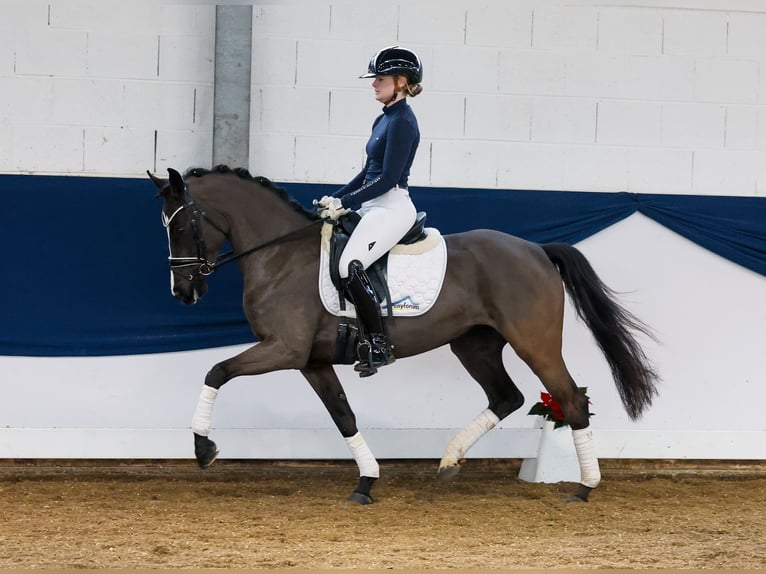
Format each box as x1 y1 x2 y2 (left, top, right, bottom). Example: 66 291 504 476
338 186 417 279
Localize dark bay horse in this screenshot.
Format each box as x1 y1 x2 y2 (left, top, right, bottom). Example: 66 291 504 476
149 165 658 504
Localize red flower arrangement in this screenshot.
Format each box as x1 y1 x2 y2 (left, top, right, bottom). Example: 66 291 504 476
527 387 592 429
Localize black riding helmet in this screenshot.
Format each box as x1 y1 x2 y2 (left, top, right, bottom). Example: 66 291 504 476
360 45 423 84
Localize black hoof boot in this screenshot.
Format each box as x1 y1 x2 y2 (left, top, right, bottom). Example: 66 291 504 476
566 484 593 503
194 433 219 469
347 476 377 505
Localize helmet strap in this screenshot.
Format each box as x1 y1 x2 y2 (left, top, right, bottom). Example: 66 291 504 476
386 76 406 106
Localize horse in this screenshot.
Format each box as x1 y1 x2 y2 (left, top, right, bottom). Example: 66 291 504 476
148 165 659 504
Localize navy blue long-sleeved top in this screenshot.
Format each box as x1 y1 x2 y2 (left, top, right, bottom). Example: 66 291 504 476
334 98 420 211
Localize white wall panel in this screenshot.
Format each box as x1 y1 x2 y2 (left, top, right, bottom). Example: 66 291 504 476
248 132 297 182
565 53 634 99
530 97 596 144
155 129 213 174
48 2 162 33
663 11 728 58
465 3 532 49
465 95 530 142
0 126 10 166
328 89 379 136
498 51 567 95
496 143 567 190
0 33 15 75
430 140 498 188
563 145 628 192
294 134 364 183
694 59 758 104
252 4 330 40
597 9 663 56
124 82 200 131
0 77 53 123
661 103 725 149
398 3 466 45
627 148 693 193
252 37 297 86
692 149 762 195
83 127 155 174
329 2 399 43
12 126 83 172
727 12 766 58
260 86 329 135
86 34 159 80
628 55 695 102
597 100 662 147
297 39 370 89
412 92 464 141
724 105 759 150
52 79 125 126
429 46 499 93
531 6 598 51
157 34 215 83
14 29 88 77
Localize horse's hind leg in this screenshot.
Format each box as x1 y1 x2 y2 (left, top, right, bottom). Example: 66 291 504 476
301 364 378 505
517 335 600 501
439 326 524 480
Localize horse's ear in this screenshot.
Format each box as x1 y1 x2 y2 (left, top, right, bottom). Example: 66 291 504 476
146 170 167 190
167 168 186 199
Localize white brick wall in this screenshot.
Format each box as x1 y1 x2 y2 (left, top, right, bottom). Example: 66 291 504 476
247 1 766 196
2 0 766 196
0 1 214 176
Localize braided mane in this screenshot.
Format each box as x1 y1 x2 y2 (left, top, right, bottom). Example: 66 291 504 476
184 165 318 220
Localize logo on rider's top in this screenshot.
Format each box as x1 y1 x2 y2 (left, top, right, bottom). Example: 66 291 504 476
391 296 420 311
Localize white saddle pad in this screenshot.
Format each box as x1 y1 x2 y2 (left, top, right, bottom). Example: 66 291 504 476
318 223 447 317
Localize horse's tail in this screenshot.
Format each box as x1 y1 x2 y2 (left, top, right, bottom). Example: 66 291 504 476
541 242 659 420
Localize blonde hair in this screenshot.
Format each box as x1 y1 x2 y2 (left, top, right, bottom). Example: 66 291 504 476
395 75 423 98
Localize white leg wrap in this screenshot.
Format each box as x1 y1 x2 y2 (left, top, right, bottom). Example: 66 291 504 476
572 427 601 488
345 432 379 478
440 408 500 469
191 385 219 436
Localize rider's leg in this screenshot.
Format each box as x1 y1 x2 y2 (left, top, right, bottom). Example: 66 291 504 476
338 187 416 376
338 187 416 279
344 260 394 375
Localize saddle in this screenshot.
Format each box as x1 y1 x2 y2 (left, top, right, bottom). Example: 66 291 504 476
328 211 428 366
328 211 428 307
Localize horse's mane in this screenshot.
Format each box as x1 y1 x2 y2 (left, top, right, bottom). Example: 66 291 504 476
184 165 319 220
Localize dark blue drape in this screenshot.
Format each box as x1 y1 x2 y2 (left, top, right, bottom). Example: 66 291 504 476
1 174 764 356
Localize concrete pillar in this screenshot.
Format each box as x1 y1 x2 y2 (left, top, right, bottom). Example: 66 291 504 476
213 5 252 169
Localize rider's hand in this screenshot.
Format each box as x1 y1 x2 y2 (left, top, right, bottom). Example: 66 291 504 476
316 195 333 208
323 197 350 220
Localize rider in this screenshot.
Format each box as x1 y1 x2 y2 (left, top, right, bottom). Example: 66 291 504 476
317 45 423 376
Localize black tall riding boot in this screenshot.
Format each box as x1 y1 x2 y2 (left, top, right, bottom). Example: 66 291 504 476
344 260 395 377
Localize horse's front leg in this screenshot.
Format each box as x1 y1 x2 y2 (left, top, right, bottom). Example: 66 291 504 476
190 339 309 470
301 364 379 505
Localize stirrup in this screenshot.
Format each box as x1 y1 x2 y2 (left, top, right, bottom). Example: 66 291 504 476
353 335 395 377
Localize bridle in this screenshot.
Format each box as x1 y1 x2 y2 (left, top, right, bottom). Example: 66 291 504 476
162 193 323 281
162 197 220 278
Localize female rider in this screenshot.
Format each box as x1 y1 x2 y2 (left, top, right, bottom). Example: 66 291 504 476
317 46 423 377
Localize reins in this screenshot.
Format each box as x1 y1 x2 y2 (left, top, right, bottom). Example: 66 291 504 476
164 196 324 278
208 216 324 273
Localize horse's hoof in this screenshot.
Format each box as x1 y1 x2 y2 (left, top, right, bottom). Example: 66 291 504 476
438 464 461 481
347 491 373 505
193 433 219 469
566 484 593 503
